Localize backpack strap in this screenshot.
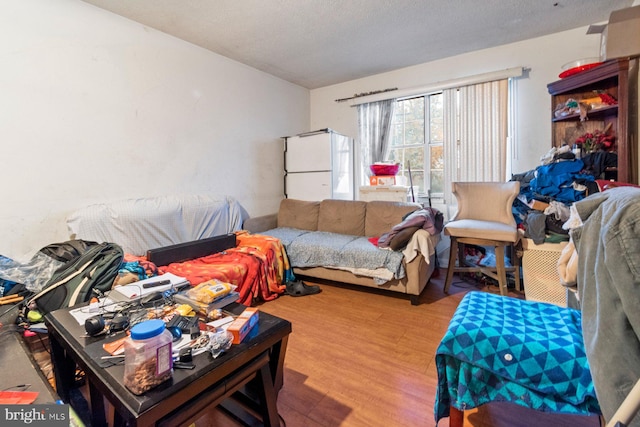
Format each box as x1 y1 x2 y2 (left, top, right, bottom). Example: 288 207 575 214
68 265 98 307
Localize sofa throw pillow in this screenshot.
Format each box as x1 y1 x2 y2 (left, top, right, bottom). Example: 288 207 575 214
388 226 420 250
317 200 366 235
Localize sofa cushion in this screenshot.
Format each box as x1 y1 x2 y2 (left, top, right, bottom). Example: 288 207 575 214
263 228 405 279
365 201 419 237
277 199 320 231
317 200 367 235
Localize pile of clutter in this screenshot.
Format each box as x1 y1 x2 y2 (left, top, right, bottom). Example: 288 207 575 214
512 144 611 245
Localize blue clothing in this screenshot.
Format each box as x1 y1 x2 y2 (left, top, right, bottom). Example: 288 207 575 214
119 261 148 280
529 160 594 204
570 187 640 426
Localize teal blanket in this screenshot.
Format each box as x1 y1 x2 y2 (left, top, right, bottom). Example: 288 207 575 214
435 291 600 424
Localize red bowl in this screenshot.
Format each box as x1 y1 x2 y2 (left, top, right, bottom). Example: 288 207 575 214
559 61 603 79
370 163 399 176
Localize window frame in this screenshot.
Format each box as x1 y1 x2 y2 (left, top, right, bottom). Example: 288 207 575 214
388 91 444 198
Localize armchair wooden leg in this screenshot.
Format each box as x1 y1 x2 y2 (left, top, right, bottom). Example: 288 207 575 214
449 406 464 427
444 237 458 293
495 244 507 296
457 243 465 270
512 243 522 292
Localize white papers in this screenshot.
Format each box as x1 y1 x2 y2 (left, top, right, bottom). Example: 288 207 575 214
68 273 190 326
68 297 126 325
108 273 189 302
206 316 234 330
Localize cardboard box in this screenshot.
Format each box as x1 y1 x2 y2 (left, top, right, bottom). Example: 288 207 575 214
205 315 234 332
606 5 640 60
527 199 550 211
369 175 396 186
227 307 259 344
23 331 50 353
588 5 640 61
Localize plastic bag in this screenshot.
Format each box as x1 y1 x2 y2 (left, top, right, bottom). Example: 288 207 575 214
0 252 64 292
186 280 234 304
208 330 233 358
544 200 571 221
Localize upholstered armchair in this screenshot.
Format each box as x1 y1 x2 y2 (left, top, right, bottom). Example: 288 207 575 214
443 181 521 296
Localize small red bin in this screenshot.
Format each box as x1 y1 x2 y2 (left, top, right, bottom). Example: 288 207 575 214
370 163 399 176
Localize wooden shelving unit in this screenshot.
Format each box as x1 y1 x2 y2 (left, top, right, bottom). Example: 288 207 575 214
547 58 638 184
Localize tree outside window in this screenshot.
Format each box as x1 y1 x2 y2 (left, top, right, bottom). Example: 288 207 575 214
388 93 443 197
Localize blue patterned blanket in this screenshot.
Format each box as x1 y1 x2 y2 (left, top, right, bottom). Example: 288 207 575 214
262 227 405 279
435 291 600 424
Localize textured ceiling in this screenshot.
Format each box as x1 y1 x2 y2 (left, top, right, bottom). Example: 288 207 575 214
80 0 633 89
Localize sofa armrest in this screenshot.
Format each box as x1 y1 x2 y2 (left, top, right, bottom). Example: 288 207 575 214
243 213 277 233
404 254 429 297
403 230 440 301
402 229 440 263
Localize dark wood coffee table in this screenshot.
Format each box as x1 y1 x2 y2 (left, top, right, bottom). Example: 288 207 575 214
45 302 291 427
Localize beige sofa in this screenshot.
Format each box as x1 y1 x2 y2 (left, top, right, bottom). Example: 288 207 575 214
243 198 441 305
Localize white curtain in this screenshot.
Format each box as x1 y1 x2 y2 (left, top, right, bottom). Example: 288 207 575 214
443 79 509 204
357 99 396 181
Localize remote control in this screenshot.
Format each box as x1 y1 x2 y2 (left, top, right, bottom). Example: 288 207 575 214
142 279 171 289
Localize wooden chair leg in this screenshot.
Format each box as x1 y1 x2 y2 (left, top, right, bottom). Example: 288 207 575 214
457 243 466 269
444 237 458 293
512 242 522 292
495 244 507 296
449 406 464 427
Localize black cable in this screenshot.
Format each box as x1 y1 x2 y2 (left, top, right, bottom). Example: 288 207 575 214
2 384 31 391
35 331 51 355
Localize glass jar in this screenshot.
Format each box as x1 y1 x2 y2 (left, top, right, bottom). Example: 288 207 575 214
123 319 173 395
572 143 582 159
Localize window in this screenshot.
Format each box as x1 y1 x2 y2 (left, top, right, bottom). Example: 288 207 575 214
355 69 520 203
387 93 443 197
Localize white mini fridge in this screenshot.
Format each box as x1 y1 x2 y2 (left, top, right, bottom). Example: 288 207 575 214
284 129 354 201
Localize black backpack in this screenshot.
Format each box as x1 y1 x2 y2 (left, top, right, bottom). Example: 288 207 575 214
29 241 124 314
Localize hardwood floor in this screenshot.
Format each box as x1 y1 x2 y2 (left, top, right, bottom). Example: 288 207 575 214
197 270 601 427
258 277 458 427
30 269 601 426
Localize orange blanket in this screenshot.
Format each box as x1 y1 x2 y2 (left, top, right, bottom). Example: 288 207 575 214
127 231 288 306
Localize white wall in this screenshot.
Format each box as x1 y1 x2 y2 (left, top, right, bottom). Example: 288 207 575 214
0 1 625 263
0 0 309 261
309 26 602 182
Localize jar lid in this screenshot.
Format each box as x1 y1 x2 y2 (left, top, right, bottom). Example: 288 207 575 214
130 319 165 340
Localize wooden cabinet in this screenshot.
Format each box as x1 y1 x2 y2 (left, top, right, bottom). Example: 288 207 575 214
547 58 638 184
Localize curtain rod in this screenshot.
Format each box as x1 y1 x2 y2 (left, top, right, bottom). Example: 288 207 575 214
334 87 398 103
346 66 525 106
